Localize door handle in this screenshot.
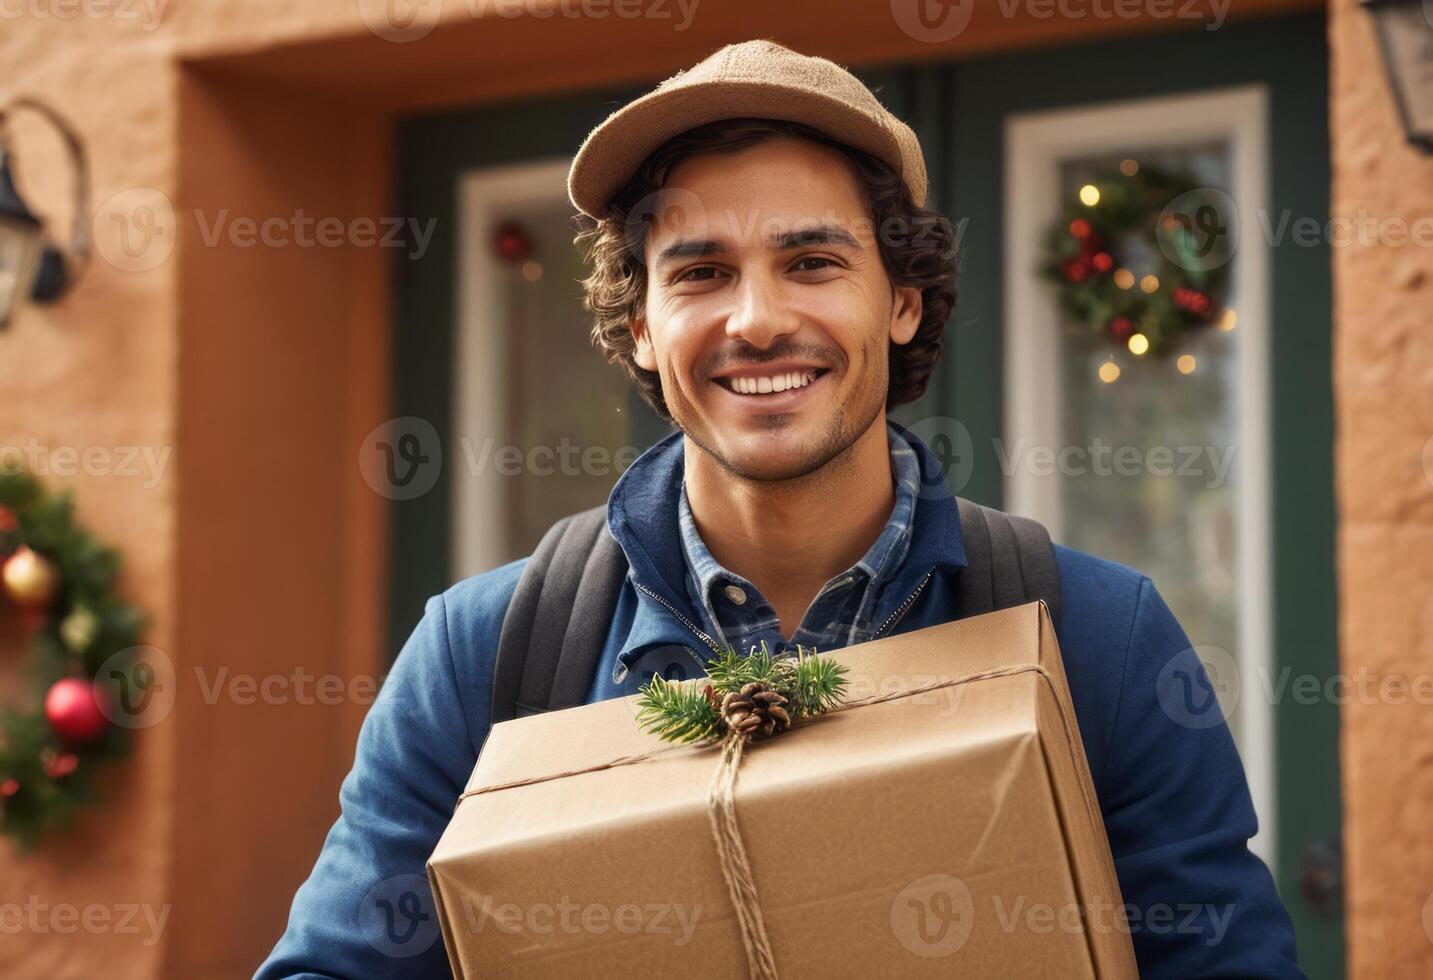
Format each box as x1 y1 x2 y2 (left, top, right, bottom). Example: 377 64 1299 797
1297 837 1343 920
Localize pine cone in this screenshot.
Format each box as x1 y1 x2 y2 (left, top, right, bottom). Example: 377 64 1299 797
702 683 722 714
720 682 792 741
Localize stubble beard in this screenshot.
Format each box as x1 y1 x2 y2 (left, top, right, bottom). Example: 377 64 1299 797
671 365 888 488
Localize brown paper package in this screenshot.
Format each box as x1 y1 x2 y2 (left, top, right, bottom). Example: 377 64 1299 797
428 601 1139 978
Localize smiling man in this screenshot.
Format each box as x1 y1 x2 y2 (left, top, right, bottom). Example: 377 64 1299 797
257 40 1302 979
632 133 926 641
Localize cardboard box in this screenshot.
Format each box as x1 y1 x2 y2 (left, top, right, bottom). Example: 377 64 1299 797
428 601 1138 977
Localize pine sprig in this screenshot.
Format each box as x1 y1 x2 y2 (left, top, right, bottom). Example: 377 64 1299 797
787 653 849 718
634 675 720 744
636 643 849 745
704 642 780 692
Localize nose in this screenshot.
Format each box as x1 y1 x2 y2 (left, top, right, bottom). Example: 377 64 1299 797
725 268 800 349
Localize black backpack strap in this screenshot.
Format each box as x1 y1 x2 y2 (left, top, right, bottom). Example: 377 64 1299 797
955 497 1062 627
490 504 629 723
491 497 1061 723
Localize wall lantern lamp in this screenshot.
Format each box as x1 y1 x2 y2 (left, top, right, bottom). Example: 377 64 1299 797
0 98 90 329
1360 0 1433 154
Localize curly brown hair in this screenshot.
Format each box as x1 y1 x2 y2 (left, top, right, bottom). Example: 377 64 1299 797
575 117 959 422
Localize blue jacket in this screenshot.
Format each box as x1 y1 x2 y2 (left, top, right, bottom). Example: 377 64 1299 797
257 423 1302 979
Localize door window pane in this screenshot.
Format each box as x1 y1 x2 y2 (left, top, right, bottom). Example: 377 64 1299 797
1056 143 1243 738
459 192 640 569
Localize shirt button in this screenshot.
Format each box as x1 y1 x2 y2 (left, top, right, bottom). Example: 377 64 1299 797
723 584 747 605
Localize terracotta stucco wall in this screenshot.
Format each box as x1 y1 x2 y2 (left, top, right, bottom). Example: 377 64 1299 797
0 5 395 977
1329 1 1433 977
0 13 178 980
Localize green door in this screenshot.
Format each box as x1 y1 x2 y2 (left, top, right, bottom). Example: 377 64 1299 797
931 12 1342 977
390 84 664 647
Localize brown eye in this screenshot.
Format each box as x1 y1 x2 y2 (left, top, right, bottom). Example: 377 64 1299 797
675 266 720 283
793 257 836 272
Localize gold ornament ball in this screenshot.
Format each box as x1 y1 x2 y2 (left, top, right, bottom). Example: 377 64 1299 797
2 545 62 609
61 607 100 653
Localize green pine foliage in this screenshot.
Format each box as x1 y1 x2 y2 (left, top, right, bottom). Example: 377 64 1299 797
635 641 850 745
785 653 849 718
703 642 783 692
0 469 148 849
634 675 720 745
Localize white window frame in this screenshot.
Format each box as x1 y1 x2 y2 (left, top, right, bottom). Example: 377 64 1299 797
1003 85 1274 866
453 157 573 581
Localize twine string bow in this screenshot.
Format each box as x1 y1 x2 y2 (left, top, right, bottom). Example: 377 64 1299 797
708 732 779 979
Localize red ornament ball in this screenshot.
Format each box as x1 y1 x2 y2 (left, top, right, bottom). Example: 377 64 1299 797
1091 251 1114 273
493 222 532 264
1109 317 1135 342
1062 258 1090 283
0 505 16 534
1069 218 1092 240
43 750 79 780
44 678 111 746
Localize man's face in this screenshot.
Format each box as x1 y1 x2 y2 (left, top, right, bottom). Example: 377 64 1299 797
632 136 923 482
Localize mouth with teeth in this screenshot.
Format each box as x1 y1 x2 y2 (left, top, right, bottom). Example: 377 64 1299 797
712 368 830 396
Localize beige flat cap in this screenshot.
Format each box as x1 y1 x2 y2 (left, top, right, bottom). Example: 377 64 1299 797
567 39 929 219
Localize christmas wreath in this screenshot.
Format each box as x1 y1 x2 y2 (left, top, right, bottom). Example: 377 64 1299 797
1039 162 1232 359
0 469 148 848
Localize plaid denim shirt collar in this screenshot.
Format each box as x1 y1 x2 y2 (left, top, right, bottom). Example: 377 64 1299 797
675 421 922 653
